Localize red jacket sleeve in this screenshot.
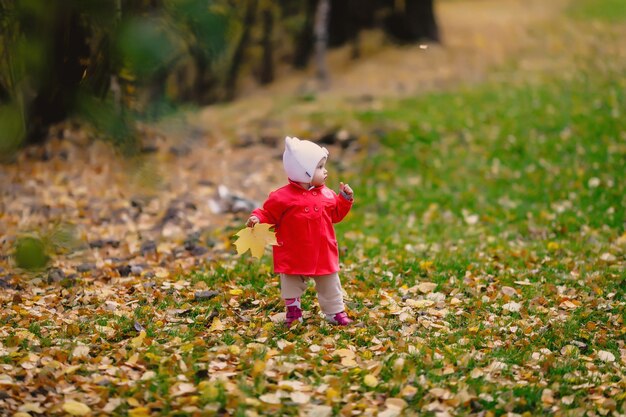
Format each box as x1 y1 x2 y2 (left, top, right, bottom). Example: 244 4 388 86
251 191 285 226
331 194 353 223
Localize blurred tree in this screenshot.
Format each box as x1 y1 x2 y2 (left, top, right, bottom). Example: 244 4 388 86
292 0 440 70
314 0 330 88
0 0 121 152
0 0 440 154
258 2 275 85
292 0 317 69
164 0 231 103
384 0 440 43
225 0 258 100
0 1 92 148
327 0 379 59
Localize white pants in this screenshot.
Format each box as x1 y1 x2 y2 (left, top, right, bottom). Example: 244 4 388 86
280 273 345 315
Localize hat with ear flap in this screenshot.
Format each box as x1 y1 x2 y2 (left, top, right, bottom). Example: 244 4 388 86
283 136 329 183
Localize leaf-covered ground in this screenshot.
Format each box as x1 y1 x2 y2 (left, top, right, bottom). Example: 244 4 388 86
1 0 626 416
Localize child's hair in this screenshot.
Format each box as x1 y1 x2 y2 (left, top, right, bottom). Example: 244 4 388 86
283 136 328 182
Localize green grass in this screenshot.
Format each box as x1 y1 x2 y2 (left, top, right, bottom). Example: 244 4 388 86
569 0 626 22
317 17 624 414
1 4 625 416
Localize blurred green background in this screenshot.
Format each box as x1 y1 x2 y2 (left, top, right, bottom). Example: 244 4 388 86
0 0 439 157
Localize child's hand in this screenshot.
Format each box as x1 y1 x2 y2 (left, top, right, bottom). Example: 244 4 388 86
340 182 354 198
246 216 260 227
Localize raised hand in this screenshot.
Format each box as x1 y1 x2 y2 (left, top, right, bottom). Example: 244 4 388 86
340 182 354 198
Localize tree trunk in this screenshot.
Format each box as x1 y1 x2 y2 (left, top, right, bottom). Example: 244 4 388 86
28 7 90 143
327 0 350 47
406 0 440 42
314 0 330 88
293 0 317 69
187 46 214 104
225 0 258 100
259 7 274 85
384 0 440 43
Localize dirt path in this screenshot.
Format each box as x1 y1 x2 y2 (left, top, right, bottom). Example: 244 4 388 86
193 0 568 144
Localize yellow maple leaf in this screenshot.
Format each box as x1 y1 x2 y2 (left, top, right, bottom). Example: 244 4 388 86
233 223 277 259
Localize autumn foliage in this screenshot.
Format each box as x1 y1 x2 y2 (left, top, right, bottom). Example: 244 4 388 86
1 0 625 416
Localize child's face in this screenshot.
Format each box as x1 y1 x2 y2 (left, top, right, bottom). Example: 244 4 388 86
311 157 328 186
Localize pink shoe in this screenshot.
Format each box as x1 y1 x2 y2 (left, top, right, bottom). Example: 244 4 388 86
326 311 353 326
285 298 303 328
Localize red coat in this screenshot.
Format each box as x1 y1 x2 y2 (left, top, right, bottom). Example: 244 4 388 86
252 180 353 276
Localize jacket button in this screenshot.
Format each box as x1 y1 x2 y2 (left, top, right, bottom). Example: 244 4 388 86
312 192 317 196
304 207 309 212
302 192 306 195
314 206 319 211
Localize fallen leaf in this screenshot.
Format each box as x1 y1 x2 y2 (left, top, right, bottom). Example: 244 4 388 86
291 391 311 404
378 409 401 417
385 398 407 410
541 388 555 404
470 368 484 378
130 330 147 348
400 385 418 399
501 286 518 297
560 345 578 356
171 382 196 397
334 348 355 359
419 260 434 271
128 407 151 417
559 300 578 310
502 302 522 312
127 398 141 407
259 393 282 404
597 350 615 362
270 312 286 323
429 387 452 399
18 403 45 414
463 211 479 225
307 405 332 417
562 395 575 405
154 268 169 279
72 345 90 359
0 374 14 385
233 223 277 259
62 400 91 416
485 361 507 373
363 374 378 388
334 348 358 367
406 299 435 309
599 253 616 262
341 357 358 367
417 282 437 293
208 317 224 332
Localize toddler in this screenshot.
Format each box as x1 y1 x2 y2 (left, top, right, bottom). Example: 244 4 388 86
246 136 354 327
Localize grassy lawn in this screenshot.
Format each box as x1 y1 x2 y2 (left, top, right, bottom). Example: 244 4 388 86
568 0 626 22
192 56 625 415
1 1 625 416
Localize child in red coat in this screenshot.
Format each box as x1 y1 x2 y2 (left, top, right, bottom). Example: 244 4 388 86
246 136 354 327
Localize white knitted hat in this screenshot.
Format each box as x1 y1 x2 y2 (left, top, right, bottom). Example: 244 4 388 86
283 136 329 183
